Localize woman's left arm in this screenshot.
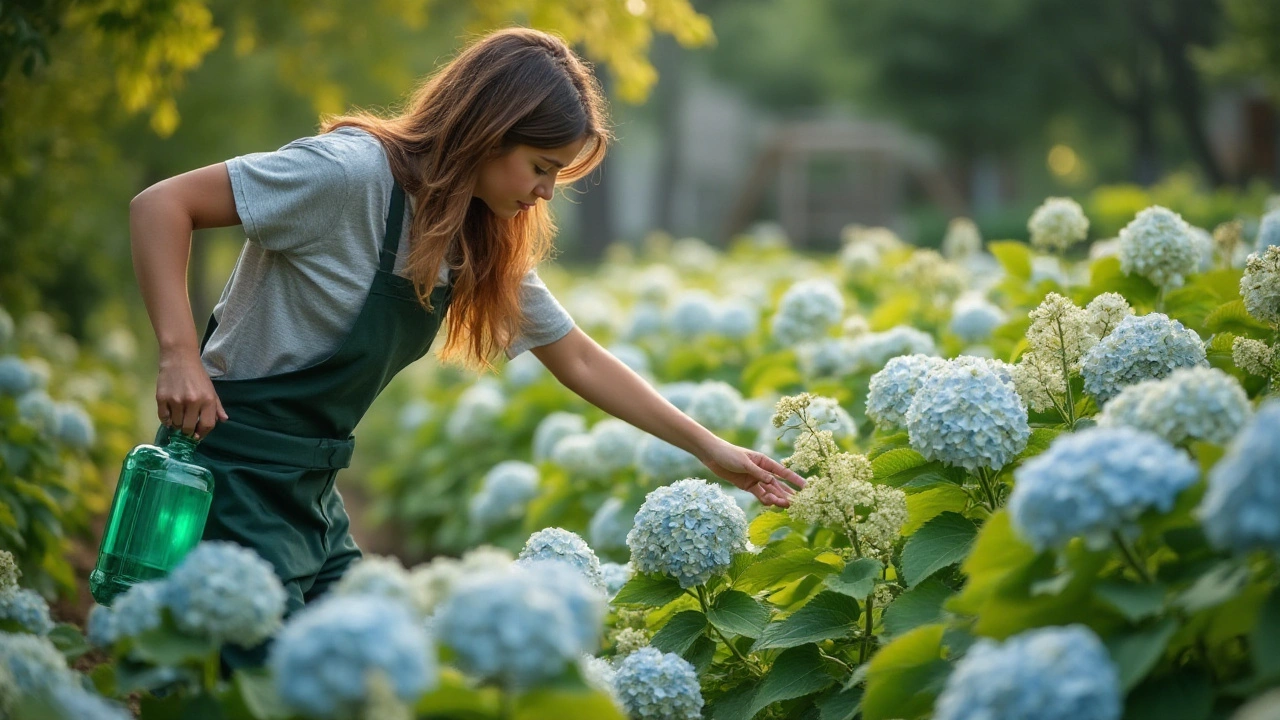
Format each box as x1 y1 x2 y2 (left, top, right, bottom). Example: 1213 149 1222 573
531 327 806 507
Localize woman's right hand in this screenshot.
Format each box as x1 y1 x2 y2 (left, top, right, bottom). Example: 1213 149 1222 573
156 348 228 440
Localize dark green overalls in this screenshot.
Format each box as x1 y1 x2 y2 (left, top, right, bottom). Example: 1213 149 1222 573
155 181 452 670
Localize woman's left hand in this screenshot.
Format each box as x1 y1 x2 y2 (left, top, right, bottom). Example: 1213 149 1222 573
698 439 807 508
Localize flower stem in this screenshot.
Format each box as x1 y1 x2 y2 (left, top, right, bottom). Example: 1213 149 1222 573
697 586 762 673
819 648 852 674
860 591 875 664
976 467 999 511
1056 342 1077 428
202 652 219 693
1112 531 1153 583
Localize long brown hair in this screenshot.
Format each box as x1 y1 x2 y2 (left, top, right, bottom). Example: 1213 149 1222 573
322 27 610 370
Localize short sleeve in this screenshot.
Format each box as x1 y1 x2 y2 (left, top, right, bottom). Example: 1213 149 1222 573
505 269 575 358
225 136 350 254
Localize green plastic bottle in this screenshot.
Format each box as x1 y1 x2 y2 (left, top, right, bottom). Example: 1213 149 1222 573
89 432 214 606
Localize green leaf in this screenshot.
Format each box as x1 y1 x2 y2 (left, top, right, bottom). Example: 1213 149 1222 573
131 626 219 666
612 572 686 608
951 511 1037 607
416 668 501 716
230 669 293 720
867 432 910 460
1175 560 1250 613
871 448 928 482
815 685 863 720
882 579 954 637
1204 299 1272 336
744 644 837 717
752 591 861 651
515 688 629 720
710 682 760 720
1014 427 1062 461
708 590 770 639
861 623 949 720
902 484 968 535
650 610 708 655
734 547 837 594
988 241 1032 280
1094 579 1166 623
1252 584 1280 682
1106 617 1178 691
682 635 716 675
824 558 883 599
47 622 90 660
749 510 797 546
1123 668 1213 720
901 512 977 587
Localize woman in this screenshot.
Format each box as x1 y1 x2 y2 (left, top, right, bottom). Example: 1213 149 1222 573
129 27 804 668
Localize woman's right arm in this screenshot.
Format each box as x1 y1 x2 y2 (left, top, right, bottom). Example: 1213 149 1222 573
129 163 242 440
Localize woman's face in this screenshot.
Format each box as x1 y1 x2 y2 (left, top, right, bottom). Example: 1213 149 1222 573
473 138 588 218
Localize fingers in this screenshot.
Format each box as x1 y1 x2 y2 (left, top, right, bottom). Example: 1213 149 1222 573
757 454 807 489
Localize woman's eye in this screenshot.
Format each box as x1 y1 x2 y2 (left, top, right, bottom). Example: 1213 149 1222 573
534 165 549 176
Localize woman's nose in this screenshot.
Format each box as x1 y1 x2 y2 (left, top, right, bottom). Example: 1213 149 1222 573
534 182 553 201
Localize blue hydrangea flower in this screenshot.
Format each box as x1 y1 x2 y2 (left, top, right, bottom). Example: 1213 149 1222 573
163 541 286 647
0 356 35 396
626 478 751 588
847 326 939 373
716 300 758 339
635 435 703 483
107 580 164 640
589 497 634 554
1118 206 1200 289
332 556 426 617
1198 400 1280 554
436 562 605 690
270 595 436 719
867 354 948 430
16 390 56 434
612 647 703 720
797 337 858 378
608 343 651 376
0 588 53 635
1098 367 1251 446
444 380 505 444
47 683 133 720
52 402 95 450
949 297 1007 343
469 461 540 529
667 291 719 339
1080 313 1206 404
533 412 587 463
0 632 74 694
770 279 845 345
1008 427 1199 551
590 419 642 474
625 301 665 341
906 359 1030 472
551 433 602 479
1257 207 1280 252
601 562 634 597
517 527 605 591
85 605 116 648
658 382 699 411
397 399 434 431
688 381 744 431
934 625 1121 720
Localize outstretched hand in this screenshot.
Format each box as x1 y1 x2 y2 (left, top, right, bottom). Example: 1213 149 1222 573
698 439 807 508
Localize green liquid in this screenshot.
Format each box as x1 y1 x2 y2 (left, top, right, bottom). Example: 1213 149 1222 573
90 450 212 606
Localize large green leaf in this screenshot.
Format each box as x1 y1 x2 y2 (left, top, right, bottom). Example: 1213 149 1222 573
131 625 219 667
1106 617 1178 691
871 448 928 482
1252 584 1280 682
861 623 949 720
1175 560 1250 614
743 644 837 718
824 557 883 599
708 590 771 639
1204 299 1272 336
752 591 861 651
748 509 800 546
650 610 708 656
516 689 629 720
1093 579 1166 623
815 686 863 720
1123 669 1212 720
612 572 686 608
902 484 968 535
882 579 954 637
734 547 839 594
901 512 977 587
988 241 1032 280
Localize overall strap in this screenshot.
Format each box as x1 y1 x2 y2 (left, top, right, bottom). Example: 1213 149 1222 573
378 182 406 274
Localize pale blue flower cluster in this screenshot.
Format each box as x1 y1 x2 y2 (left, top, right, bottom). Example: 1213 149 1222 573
90 580 165 646
626 478 750 588
84 604 116 648
590 419 643 474
589 497 634 554
1118 206 1200 289
797 337 858 378
332 556 423 618
580 653 617 699
867 354 947 430
847 325 939 373
770 279 845 345
551 433 602 479
468 461 540 529
1080 313 1205 404
612 647 704 720
436 561 605 690
906 359 1030 472
659 381 699 411
17 390 56 434
1258 207 1280 252
49 401 94 449
444 379 505 444
533 412 587 462
625 301 665 341
667 290 720 339
949 297 1007 343
0 356 36 396
1008 427 1199 550
716 299 759 338
1098 367 1251 445
635 435 702 483
774 396 858 447
1198 401 1280 554
397 399 434 431
608 343 651 376
502 351 546 389
687 381 744 431
934 625 1121 720
163 541 287 647
46 684 133 720
0 632 75 694
1241 245 1280 326
0 588 53 635
516 527 606 591
270 595 436 719
601 562 634 596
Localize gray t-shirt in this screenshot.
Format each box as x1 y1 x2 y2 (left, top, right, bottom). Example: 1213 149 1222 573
203 126 574 380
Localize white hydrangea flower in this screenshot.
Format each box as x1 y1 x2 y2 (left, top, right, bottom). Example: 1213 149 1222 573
163 541 287 647
866 354 948 430
1084 292 1133 339
840 242 883 275
516 528 605 591
0 551 17 596
796 337 858 379
612 627 649 657
896 250 967 304
626 479 751 588
687 381 744 431
842 315 871 337
842 225 905 253
1098 367 1251 446
608 343 651 376
1089 237 1122 260
770 279 845 345
942 217 983 259
1118 205 1200 289
1080 313 1206 404
671 237 719 271
658 381 699 411
631 265 679 303
847 326 939 373
949 295 1007 344
533 412 587 463
502 352 546 389
579 653 618 701
1027 293 1098 371
1030 255 1069 286
768 395 858 450
906 358 1031 472
1028 197 1090 253
590 419 643 474
1241 245 1280 327
444 379 505 444
787 451 906 555
1233 337 1275 376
